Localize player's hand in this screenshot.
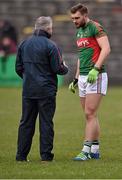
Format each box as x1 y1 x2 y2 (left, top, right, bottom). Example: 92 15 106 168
69 78 78 93
87 68 99 83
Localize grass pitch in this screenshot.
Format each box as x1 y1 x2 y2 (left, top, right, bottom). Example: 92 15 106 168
0 87 122 179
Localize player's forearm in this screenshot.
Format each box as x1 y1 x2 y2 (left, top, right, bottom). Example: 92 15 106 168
95 47 111 69
75 59 80 79
75 69 79 79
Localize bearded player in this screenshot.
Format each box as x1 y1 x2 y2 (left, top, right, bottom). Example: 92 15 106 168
69 3 111 161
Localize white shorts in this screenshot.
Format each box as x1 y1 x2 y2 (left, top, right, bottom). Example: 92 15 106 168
78 73 108 97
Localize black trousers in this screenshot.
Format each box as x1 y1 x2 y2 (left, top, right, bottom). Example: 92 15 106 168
16 96 56 161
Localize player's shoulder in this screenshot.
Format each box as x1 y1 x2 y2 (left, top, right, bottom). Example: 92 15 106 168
89 20 107 37
89 20 103 29
91 20 101 26
89 20 105 32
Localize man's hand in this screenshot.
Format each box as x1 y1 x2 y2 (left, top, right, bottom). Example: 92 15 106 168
69 78 78 93
87 68 99 83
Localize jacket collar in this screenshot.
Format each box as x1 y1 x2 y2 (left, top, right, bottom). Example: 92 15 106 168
33 29 51 39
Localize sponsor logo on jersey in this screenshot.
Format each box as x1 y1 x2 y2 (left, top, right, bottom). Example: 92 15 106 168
77 38 89 47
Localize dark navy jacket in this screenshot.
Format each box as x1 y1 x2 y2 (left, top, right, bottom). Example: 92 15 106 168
15 30 68 98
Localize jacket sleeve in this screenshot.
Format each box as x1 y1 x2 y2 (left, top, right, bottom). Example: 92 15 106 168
15 42 24 78
49 44 68 75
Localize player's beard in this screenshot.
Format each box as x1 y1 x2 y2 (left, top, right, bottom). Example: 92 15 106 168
76 18 86 28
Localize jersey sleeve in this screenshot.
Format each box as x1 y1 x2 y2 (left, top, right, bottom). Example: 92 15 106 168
92 22 107 38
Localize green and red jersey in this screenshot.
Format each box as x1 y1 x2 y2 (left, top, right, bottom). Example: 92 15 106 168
76 20 107 75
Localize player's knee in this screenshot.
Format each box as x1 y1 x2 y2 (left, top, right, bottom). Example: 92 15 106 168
85 107 96 121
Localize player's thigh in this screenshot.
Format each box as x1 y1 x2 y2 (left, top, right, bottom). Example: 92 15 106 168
85 94 103 114
80 97 86 110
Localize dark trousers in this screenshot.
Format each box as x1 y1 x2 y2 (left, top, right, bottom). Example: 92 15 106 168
16 96 56 161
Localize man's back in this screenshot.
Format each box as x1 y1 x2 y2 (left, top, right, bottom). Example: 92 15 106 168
16 30 68 98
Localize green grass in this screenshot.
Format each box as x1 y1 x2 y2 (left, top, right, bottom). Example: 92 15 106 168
0 87 122 179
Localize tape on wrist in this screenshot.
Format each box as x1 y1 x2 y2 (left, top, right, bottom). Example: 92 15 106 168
73 78 78 85
94 66 100 72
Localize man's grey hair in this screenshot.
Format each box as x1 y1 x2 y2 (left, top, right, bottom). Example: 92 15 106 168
35 16 52 31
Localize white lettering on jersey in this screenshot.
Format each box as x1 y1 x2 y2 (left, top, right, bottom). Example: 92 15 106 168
77 39 89 47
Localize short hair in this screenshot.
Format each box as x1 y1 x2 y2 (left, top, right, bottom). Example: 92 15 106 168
35 16 52 31
70 3 88 15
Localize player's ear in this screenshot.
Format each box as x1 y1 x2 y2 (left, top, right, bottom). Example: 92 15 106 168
84 13 88 18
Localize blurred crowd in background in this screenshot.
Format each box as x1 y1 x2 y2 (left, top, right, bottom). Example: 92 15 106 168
0 0 122 86
0 19 17 56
